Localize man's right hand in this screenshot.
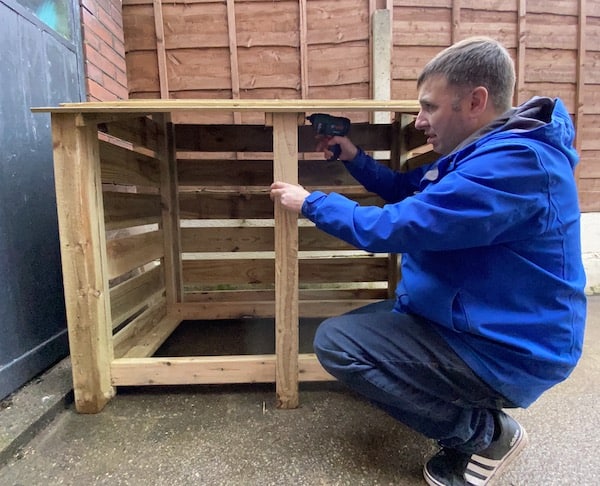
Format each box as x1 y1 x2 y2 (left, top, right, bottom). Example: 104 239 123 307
315 136 358 162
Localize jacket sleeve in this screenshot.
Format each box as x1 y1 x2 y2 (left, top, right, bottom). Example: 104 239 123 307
302 143 562 253
342 148 431 202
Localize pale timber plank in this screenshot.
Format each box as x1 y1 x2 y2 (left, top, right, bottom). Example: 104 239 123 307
272 112 299 409
33 99 420 114
111 354 332 386
51 113 115 413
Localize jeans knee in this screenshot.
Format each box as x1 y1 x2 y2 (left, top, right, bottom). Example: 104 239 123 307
313 317 350 373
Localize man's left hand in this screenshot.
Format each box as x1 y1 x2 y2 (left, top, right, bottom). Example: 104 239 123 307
270 182 310 214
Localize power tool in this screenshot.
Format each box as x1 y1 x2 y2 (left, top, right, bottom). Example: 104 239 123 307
306 113 351 160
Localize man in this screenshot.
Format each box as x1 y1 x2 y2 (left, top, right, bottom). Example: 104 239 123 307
270 37 587 485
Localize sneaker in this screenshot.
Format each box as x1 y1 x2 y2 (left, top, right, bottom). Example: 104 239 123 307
423 412 529 485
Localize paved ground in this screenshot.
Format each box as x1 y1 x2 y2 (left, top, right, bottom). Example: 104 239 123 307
0 297 598 486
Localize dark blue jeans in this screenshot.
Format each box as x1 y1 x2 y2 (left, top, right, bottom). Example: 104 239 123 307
313 300 517 453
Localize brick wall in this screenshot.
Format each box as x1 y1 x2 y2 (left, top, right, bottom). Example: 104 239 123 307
80 0 128 101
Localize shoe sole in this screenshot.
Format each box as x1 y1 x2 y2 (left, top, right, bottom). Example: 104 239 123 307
423 426 529 486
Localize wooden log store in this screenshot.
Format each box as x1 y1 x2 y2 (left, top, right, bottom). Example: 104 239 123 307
33 99 434 413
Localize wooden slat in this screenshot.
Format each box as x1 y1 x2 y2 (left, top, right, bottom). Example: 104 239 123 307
180 226 357 253
174 123 395 152
51 112 114 413
405 150 440 171
579 150 600 177
579 191 600 212
106 229 165 280
34 99 421 114
184 287 387 304
177 157 362 188
460 9 517 47
178 191 384 220
111 353 333 386
101 116 161 152
392 6 452 47
113 300 181 358
100 140 161 187
272 112 299 409
174 299 383 320
182 257 389 288
110 265 165 328
103 191 162 230
526 13 579 50
306 1 369 45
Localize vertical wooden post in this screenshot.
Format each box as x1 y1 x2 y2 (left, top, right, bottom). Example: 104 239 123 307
516 0 527 105
155 113 182 305
226 0 242 127
299 0 309 99
152 0 169 99
451 0 461 44
574 0 586 186
387 113 414 297
51 113 114 413
272 112 299 409
371 7 397 297
371 8 392 130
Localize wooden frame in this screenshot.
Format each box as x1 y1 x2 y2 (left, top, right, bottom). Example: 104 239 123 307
34 99 426 413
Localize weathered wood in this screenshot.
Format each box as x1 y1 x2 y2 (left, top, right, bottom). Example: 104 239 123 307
174 123 396 153
101 115 161 152
177 158 360 188
99 141 161 187
103 191 162 231
51 113 115 413
451 0 461 43
118 0 598 212
152 0 169 98
574 0 587 186
516 0 527 104
156 115 183 304
299 0 308 98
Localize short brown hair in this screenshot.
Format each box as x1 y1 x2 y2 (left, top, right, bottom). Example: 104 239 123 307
417 37 516 113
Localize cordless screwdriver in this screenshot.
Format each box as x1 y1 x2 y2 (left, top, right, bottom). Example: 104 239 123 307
306 113 351 160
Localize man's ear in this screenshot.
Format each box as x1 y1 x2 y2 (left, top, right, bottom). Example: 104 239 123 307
469 86 489 116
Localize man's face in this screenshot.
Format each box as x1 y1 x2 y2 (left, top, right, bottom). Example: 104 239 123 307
415 75 474 155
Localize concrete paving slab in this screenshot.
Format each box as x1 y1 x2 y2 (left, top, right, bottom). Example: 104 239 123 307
0 358 73 466
0 297 598 486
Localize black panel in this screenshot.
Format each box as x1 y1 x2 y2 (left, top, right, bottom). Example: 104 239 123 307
0 0 84 399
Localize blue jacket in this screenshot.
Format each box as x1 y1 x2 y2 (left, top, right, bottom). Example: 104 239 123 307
302 97 587 407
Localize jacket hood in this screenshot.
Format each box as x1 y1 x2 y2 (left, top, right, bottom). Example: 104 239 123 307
454 97 579 169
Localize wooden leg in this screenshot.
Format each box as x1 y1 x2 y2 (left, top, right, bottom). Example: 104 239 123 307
51 113 114 413
272 112 299 409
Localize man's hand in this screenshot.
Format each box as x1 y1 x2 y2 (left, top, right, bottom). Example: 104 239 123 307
270 182 310 214
315 135 359 162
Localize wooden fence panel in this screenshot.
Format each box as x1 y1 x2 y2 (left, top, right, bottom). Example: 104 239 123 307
122 0 600 210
